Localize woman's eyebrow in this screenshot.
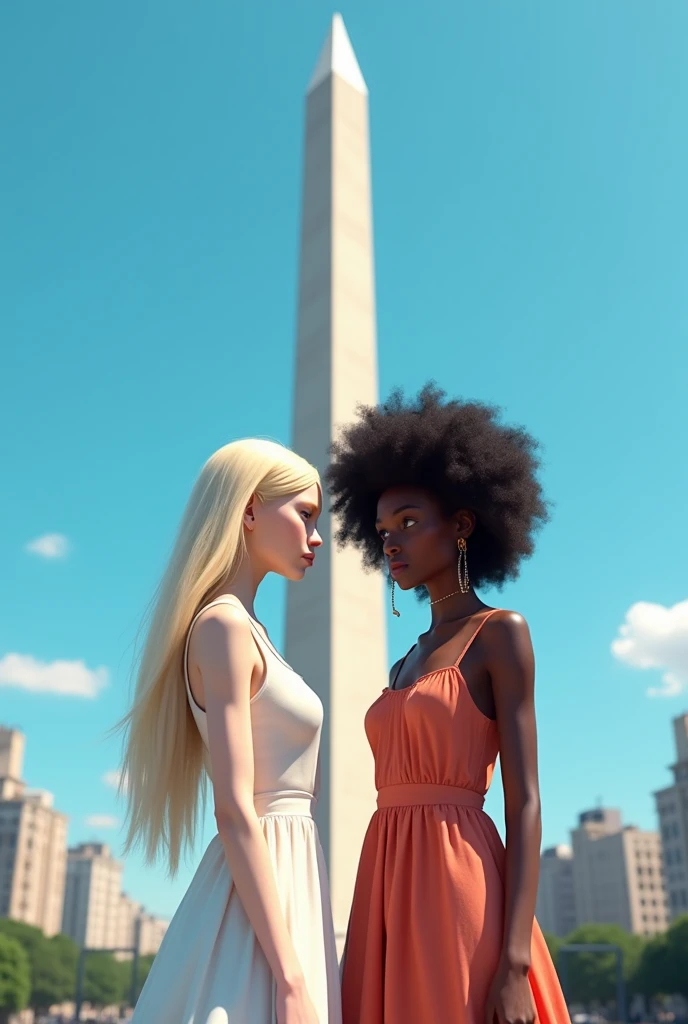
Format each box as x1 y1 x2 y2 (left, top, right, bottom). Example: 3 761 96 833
375 504 420 524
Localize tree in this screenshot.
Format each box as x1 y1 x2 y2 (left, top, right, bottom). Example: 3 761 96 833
543 932 562 970
83 952 122 1008
0 933 31 1024
633 916 688 1000
633 933 672 999
0 921 78 1010
112 952 156 1006
560 923 645 1006
664 915 688 998
133 954 155 1002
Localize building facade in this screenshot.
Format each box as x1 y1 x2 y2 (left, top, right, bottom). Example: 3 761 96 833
61 843 123 948
115 892 141 954
654 713 688 920
136 909 169 956
571 808 668 936
0 727 68 936
536 845 577 937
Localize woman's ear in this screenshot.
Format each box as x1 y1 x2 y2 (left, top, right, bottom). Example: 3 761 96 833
243 495 256 532
455 508 476 540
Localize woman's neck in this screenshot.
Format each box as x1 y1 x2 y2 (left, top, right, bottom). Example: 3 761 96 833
211 559 265 618
428 589 486 629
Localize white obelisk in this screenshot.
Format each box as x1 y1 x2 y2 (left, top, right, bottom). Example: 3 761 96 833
285 14 387 951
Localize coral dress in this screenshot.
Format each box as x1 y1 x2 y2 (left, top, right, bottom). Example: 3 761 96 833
341 609 569 1024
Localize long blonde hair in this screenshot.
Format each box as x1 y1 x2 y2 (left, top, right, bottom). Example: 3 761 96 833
118 438 320 874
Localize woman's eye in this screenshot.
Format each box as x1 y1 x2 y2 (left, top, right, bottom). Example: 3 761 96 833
402 517 417 529
301 510 312 521
378 530 388 541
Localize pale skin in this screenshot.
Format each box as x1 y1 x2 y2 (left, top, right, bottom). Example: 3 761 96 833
186 484 322 1024
379 486 540 1024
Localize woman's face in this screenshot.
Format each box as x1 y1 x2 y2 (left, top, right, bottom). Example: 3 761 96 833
376 486 469 592
246 484 322 581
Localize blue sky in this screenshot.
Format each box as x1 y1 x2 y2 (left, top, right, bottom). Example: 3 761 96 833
1 1 687 921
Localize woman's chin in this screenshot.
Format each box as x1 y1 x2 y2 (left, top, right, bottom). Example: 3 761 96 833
394 574 419 591
283 565 308 582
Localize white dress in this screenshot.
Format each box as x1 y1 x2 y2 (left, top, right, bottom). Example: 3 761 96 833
132 597 341 1023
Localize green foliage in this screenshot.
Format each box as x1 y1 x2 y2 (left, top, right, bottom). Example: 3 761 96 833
633 933 672 998
634 915 688 999
665 915 688 997
560 923 644 1005
135 953 155 1001
0 933 31 1020
542 932 562 969
83 951 122 1008
0 921 78 1010
560 917 688 1005
112 952 156 1005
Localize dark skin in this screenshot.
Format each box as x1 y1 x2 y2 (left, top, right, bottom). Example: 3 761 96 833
377 485 541 1024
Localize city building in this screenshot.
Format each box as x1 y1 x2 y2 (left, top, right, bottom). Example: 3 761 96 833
284 13 387 954
114 891 141 955
654 712 688 920
61 842 122 949
0 727 25 797
536 845 577 937
135 908 169 956
571 807 668 936
0 727 68 936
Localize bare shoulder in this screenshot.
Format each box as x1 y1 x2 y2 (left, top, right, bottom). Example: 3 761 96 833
481 609 533 660
192 600 255 658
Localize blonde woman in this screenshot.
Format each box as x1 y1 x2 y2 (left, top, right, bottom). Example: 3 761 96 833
118 439 340 1024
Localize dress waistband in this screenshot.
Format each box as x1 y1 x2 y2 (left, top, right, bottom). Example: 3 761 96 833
377 783 484 810
254 790 315 818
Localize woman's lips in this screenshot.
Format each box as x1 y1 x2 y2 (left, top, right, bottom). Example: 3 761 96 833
389 562 408 577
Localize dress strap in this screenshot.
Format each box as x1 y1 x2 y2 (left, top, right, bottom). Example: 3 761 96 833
183 596 249 697
390 646 416 690
454 609 501 667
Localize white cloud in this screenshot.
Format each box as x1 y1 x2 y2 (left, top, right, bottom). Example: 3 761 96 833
0 653 108 698
611 599 688 698
25 533 70 559
102 769 128 793
85 814 119 829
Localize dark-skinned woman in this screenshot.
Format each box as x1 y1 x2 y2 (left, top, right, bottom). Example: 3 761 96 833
327 385 569 1024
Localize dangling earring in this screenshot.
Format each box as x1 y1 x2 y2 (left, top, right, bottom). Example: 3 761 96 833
457 538 470 594
391 578 401 617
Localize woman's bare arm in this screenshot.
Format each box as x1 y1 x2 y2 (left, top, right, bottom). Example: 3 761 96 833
193 604 310 1002
485 611 540 1023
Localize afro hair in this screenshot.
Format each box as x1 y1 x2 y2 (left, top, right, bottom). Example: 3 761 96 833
326 383 550 589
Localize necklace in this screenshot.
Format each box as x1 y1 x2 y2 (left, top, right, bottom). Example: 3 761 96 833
430 590 466 607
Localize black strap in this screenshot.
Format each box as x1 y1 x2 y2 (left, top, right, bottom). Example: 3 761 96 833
391 645 416 690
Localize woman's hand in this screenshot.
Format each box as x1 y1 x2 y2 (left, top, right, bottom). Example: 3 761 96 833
276 976 320 1024
485 962 536 1024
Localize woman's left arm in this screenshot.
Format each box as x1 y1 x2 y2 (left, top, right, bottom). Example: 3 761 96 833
486 611 541 1024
